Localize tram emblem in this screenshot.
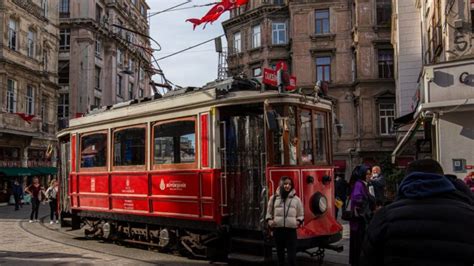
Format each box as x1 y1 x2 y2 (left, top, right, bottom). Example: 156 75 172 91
160 179 166 191
122 176 135 193
91 177 96 192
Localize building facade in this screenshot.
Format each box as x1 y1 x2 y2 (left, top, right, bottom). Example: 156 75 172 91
57 0 152 130
393 0 474 178
0 0 59 202
223 0 396 175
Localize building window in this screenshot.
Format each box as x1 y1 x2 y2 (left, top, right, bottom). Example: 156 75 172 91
28 30 36 58
139 88 144 98
128 82 134 99
41 94 47 122
471 8 474 33
94 97 101 108
117 75 123 97
58 61 69 84
378 49 393 78
128 58 134 72
8 19 18 51
379 103 395 135
273 0 284 4
96 4 102 22
42 0 48 17
315 9 330 34
95 38 101 57
95 67 101 91
7 80 16 113
131 0 136 5
272 22 287 45
139 67 145 81
252 25 261 48
253 67 262 77
59 29 70 50
26 86 35 115
58 93 69 119
233 32 241 53
43 49 48 71
316 56 331 82
117 49 123 67
59 0 69 16
376 0 391 26
141 5 146 17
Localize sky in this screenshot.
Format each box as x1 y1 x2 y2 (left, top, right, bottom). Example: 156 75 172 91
148 1 229 88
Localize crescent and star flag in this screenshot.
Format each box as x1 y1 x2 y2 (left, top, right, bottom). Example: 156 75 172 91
15 113 35 124
186 0 249 30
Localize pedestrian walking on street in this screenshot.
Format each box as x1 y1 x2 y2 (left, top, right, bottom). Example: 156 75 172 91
11 179 23 211
335 174 349 218
360 159 474 266
266 176 304 266
369 165 385 207
25 177 45 223
45 179 59 224
348 165 375 266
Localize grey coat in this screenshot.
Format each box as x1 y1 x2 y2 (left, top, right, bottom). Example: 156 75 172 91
266 188 304 229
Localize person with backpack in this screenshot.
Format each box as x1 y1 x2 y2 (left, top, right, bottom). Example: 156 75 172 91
266 176 304 266
45 179 59 224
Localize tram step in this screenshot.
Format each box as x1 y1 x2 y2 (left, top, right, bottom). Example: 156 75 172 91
227 252 267 265
229 237 271 257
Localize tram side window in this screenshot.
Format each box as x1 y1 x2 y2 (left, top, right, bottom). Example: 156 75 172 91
113 127 146 166
154 120 195 164
80 133 107 168
314 112 328 163
300 110 313 164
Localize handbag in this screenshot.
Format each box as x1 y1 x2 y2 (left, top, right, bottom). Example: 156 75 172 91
341 199 358 221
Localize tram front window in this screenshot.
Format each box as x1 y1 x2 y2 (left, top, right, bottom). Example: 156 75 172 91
80 133 107 168
154 120 195 165
113 127 146 166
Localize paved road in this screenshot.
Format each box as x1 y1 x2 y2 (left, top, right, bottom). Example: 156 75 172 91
0 204 349 265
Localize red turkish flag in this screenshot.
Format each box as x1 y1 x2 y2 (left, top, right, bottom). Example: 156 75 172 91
186 0 249 30
16 113 35 124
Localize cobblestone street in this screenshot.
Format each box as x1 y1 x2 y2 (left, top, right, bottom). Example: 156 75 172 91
0 205 349 265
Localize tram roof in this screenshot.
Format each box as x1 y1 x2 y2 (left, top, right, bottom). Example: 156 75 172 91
60 78 332 134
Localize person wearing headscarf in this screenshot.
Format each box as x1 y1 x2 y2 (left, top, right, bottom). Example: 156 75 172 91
348 165 375 266
266 176 304 266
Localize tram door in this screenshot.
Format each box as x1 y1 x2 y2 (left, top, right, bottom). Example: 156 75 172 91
58 141 71 214
220 104 266 230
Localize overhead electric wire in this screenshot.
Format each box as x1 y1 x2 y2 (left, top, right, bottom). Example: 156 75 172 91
156 34 225 61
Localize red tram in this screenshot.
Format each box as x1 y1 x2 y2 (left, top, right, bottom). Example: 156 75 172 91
57 78 342 262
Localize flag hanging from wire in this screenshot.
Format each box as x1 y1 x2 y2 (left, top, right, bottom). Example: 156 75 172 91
186 0 249 30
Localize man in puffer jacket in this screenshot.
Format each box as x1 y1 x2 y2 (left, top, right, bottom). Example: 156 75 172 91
360 159 474 266
266 176 304 266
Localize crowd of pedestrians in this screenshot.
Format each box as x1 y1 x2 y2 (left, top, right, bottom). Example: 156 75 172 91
8 176 59 224
341 159 474 266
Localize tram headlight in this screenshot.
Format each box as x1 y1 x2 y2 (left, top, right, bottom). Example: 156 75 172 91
310 192 328 215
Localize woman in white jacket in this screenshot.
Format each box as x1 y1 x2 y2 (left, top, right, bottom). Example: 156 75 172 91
266 176 304 266
45 179 59 224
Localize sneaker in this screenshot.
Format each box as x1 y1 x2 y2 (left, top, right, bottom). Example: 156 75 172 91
35 219 40 223
50 221 54 224
29 220 33 223
55 220 59 224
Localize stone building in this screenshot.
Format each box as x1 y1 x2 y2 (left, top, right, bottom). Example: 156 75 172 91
392 0 474 178
222 0 396 175
57 0 152 130
0 0 59 202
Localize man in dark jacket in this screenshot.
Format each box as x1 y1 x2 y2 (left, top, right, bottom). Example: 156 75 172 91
361 159 474 266
12 179 23 211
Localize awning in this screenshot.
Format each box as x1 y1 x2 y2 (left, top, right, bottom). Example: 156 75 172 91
0 167 57 177
30 167 58 176
333 160 346 170
391 117 422 163
394 111 415 127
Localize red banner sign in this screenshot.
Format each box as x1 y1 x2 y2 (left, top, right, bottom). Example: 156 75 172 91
262 61 297 92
